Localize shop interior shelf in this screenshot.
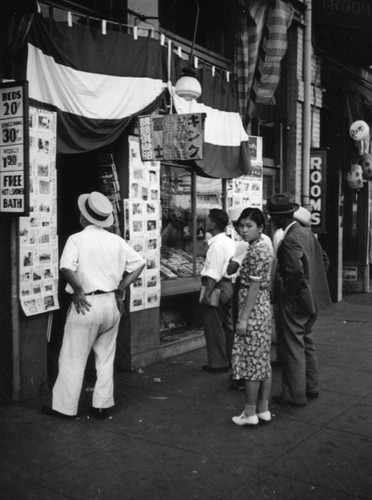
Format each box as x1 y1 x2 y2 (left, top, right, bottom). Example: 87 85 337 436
161 276 201 296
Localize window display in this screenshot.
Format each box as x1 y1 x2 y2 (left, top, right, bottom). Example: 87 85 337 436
160 163 223 281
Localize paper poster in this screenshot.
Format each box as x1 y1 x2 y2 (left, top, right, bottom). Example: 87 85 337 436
126 136 162 311
139 113 206 161
19 107 59 316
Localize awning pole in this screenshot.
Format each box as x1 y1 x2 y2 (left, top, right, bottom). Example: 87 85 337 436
11 217 21 402
302 0 312 208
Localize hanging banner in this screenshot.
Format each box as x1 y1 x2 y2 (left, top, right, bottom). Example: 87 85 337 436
0 81 29 214
139 113 206 162
309 148 328 233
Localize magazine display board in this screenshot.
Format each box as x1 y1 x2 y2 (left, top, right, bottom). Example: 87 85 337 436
19 107 59 316
226 135 263 224
124 136 161 312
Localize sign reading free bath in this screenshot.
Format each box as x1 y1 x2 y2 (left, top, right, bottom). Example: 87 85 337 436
0 81 29 214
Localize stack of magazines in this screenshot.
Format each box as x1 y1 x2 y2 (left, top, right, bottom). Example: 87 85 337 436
96 154 122 235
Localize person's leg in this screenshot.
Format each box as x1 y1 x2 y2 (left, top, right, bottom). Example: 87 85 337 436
220 281 234 365
201 301 230 369
277 303 308 405
257 376 272 420
243 380 260 415
92 295 121 409
304 314 319 396
52 305 98 415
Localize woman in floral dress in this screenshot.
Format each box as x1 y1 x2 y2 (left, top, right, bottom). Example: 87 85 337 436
231 208 273 426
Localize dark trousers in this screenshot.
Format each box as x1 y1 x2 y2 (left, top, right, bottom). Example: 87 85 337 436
277 301 319 404
201 280 234 369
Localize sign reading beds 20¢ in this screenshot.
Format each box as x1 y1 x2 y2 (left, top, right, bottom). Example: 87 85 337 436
0 82 29 214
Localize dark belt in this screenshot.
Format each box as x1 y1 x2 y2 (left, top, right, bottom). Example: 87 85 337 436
201 277 230 284
85 290 114 295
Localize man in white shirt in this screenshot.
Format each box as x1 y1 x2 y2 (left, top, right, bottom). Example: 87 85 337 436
43 192 145 419
200 209 236 373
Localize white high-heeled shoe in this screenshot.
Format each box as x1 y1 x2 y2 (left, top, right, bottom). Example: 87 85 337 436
232 412 259 426
257 411 271 422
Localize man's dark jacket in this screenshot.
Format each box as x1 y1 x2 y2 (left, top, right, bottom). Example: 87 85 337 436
276 222 331 315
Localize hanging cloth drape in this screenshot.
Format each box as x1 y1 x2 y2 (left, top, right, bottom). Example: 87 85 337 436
171 58 250 179
236 0 293 126
23 9 249 177
26 13 167 153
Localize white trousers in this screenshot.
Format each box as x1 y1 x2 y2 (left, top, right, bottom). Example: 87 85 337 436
53 293 120 416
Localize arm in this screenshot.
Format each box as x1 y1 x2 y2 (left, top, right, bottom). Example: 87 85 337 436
235 281 260 334
61 268 91 315
227 259 240 276
115 263 146 315
200 276 217 306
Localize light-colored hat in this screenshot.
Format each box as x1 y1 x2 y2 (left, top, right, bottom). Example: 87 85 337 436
294 206 311 227
228 206 243 223
78 192 114 228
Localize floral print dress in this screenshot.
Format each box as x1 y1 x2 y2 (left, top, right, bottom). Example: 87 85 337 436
232 239 273 381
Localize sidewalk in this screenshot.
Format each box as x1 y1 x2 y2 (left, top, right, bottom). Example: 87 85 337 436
1 293 372 499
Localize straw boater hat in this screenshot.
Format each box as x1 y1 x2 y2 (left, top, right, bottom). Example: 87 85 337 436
294 206 311 227
78 191 114 228
228 206 243 224
267 193 299 215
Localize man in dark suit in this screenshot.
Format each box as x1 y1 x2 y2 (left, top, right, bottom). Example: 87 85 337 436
268 193 331 407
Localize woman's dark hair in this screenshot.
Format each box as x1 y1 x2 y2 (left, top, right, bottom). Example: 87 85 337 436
236 207 266 230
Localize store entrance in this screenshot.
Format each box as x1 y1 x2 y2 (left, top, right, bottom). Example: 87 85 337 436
48 149 117 384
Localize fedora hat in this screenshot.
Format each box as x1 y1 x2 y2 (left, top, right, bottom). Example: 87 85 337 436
78 192 114 228
267 193 299 215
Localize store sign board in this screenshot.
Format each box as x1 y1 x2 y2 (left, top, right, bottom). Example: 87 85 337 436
314 0 372 31
0 81 29 214
343 266 358 281
309 148 327 233
139 113 206 162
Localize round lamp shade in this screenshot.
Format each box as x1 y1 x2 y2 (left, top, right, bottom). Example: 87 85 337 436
346 164 364 189
174 75 202 101
349 120 370 141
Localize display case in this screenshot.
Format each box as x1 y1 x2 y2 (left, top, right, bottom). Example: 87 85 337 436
160 162 223 296
160 162 224 344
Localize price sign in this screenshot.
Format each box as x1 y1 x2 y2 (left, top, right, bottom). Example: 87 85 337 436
0 82 29 214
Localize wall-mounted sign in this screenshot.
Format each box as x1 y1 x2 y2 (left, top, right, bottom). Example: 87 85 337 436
343 266 358 281
0 81 29 214
309 148 328 233
314 0 372 31
139 113 206 162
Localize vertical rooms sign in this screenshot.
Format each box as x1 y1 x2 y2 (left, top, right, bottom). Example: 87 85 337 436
0 82 29 214
309 148 327 233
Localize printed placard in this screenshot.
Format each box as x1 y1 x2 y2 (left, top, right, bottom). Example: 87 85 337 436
0 82 29 214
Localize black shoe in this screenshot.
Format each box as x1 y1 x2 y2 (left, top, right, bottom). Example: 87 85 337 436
41 406 78 419
272 396 306 408
202 365 229 374
306 392 319 400
89 406 113 420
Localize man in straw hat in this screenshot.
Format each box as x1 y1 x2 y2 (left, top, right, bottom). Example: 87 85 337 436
268 193 331 407
43 192 145 419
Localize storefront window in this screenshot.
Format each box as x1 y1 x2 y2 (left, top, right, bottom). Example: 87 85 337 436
160 163 223 283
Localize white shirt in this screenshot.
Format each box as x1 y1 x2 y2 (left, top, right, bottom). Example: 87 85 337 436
231 234 274 267
60 225 145 294
201 232 235 282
